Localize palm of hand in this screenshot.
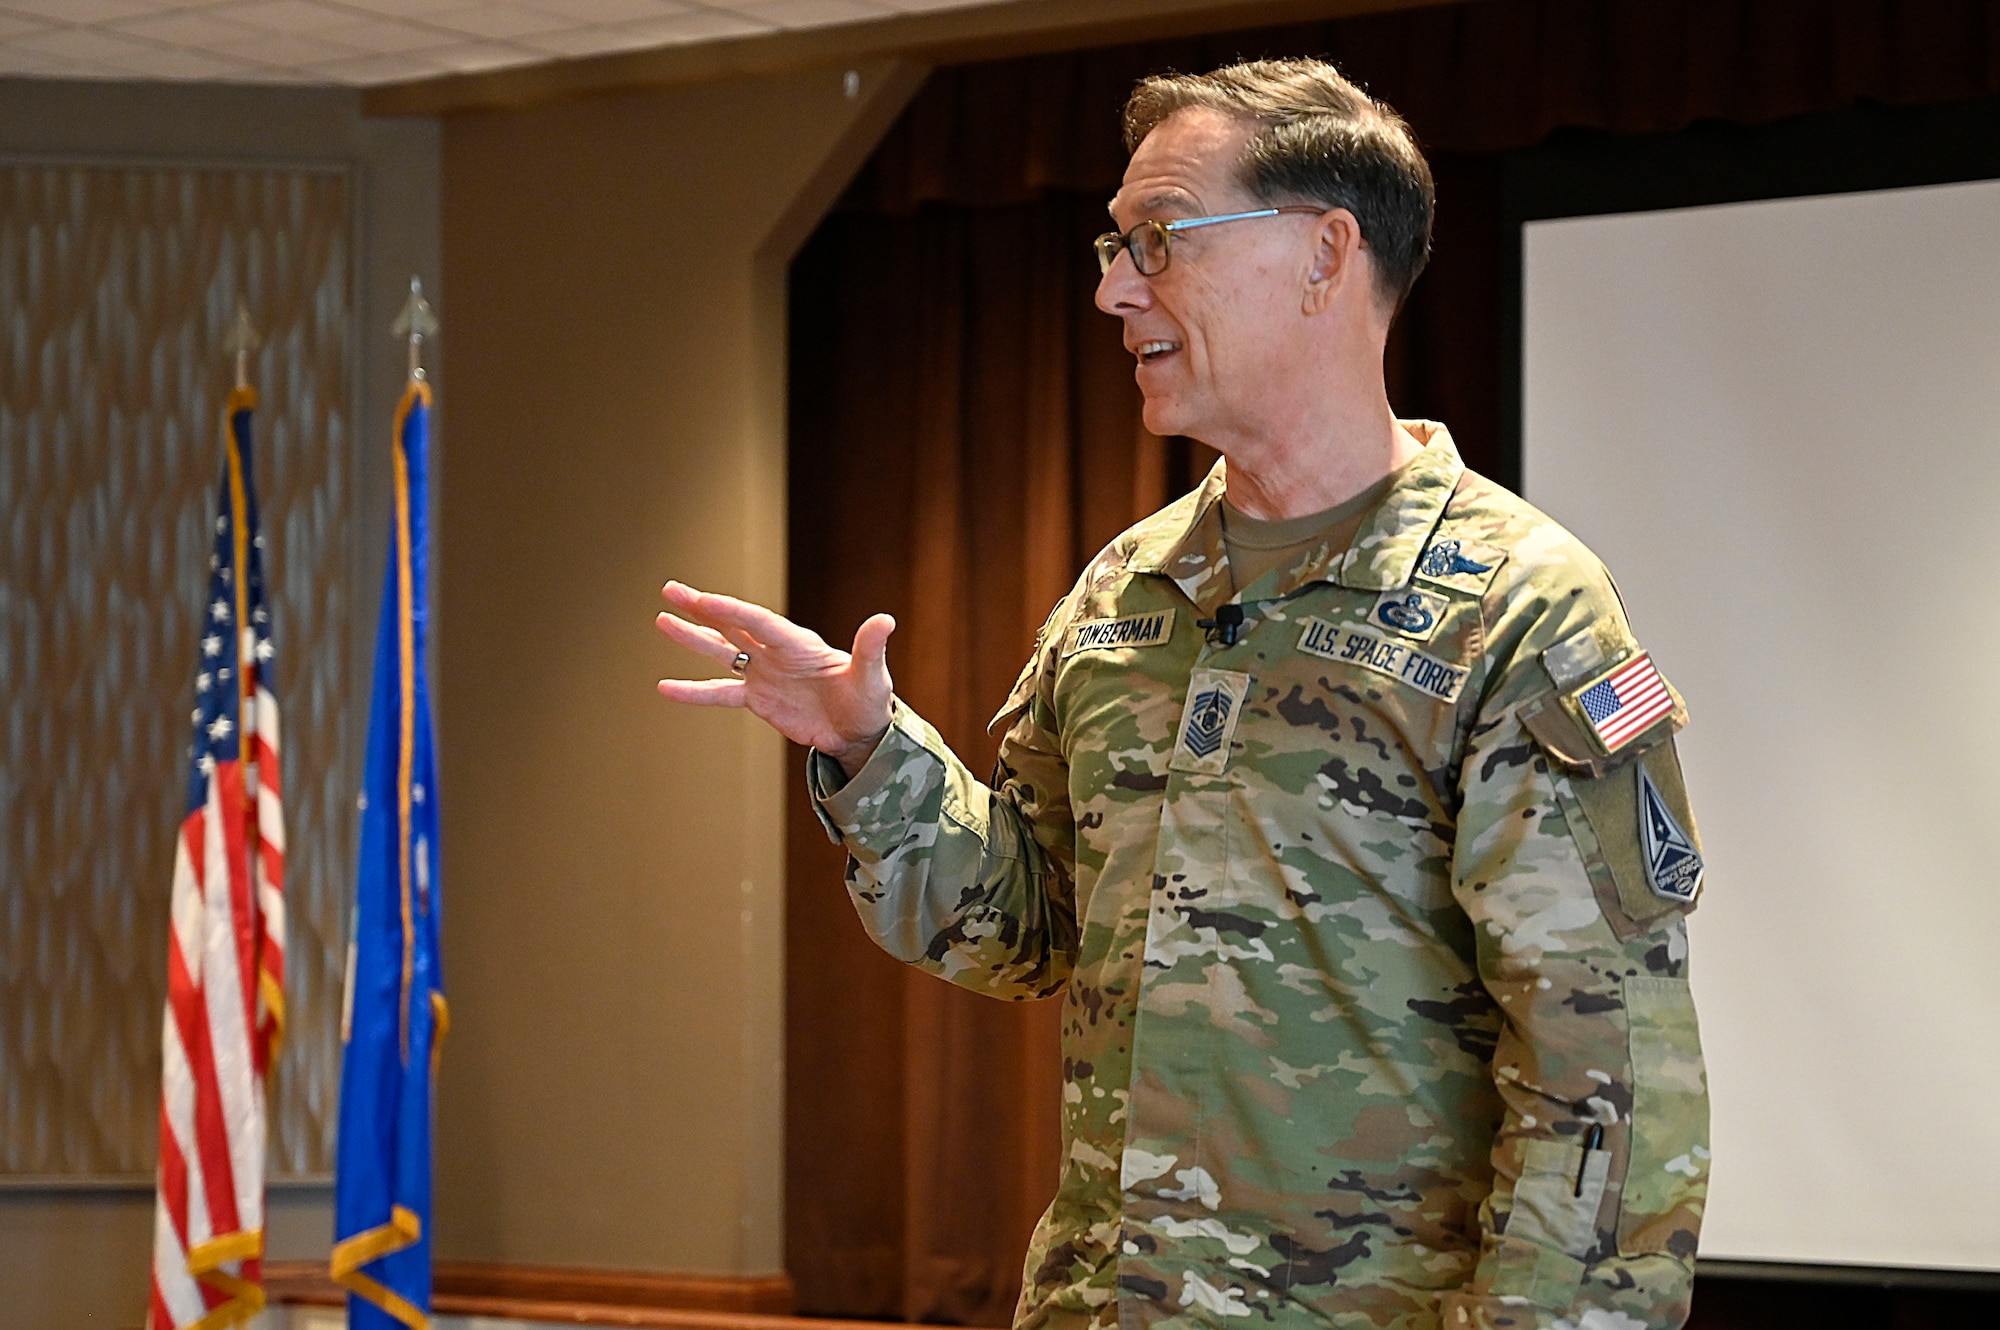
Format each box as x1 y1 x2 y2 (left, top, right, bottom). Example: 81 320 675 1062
655 581 895 771
738 632 892 757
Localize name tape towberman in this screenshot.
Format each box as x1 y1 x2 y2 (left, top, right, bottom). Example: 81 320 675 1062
1296 617 1469 704
1064 609 1176 657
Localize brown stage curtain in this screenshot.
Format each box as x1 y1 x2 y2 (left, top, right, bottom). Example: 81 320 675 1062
785 0 2000 1322
785 199 1216 1324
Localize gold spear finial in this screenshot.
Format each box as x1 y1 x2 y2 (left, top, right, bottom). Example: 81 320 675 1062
223 302 260 391
392 276 439 382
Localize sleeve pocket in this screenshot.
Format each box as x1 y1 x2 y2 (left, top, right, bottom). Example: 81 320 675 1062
1525 694 1705 938
1617 976 1709 1259
1480 1136 1604 1310
1507 1136 1610 1256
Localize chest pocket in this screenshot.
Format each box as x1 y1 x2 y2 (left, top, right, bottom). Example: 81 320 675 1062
1520 666 1702 939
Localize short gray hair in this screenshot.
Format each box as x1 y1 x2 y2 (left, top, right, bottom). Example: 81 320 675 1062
1123 58 1435 311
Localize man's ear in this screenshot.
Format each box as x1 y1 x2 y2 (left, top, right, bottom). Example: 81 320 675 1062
1302 208 1364 315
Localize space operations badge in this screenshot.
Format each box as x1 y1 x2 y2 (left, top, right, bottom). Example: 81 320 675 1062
1639 766 1703 902
1296 618 1469 704
1064 609 1175 657
1170 667 1251 775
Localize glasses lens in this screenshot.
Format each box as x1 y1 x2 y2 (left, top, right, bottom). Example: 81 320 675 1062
1132 222 1170 276
1093 232 1122 276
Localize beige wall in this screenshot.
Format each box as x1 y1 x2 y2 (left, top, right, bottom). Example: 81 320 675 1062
432 59 922 1275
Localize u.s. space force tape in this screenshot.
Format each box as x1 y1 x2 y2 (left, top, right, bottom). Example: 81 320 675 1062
1295 617 1469 704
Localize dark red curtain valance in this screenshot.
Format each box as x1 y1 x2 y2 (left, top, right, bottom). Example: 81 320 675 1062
846 0 2000 214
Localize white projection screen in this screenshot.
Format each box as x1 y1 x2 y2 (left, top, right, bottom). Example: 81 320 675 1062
1522 180 2000 1273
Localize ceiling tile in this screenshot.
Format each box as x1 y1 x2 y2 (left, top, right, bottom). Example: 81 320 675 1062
12 25 179 73
324 0 479 19
0 49 88 77
307 49 451 83
731 0 894 27
513 26 636 58
420 6 570 41
516 0 692 23
309 16 451 56
207 30 364 66
522 22 678 55
209 1 366 36
111 9 262 47
421 40 534 73
608 10 776 44
0 12 50 41
0 0 157 23
232 66 326 83
131 44 273 80
875 0 1007 11
0 0 1042 86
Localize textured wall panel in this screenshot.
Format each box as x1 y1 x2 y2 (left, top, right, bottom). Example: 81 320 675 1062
0 162 351 1180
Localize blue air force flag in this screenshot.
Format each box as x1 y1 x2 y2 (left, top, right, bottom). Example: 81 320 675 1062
333 381 447 1329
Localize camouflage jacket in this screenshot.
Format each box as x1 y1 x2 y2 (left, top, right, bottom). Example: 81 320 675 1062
811 424 1709 1330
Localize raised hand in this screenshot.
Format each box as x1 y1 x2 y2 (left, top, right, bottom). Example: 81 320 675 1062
656 581 895 776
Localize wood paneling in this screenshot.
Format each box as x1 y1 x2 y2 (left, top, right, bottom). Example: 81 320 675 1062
0 159 352 1183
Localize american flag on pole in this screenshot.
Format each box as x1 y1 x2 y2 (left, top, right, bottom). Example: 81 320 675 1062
149 384 286 1330
1576 652 1676 753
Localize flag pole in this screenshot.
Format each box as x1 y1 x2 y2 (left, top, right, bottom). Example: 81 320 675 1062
218 302 285 1057
333 273 446 1330
148 301 284 1330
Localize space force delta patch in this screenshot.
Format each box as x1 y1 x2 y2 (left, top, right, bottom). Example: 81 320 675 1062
1639 766 1703 902
1296 618 1469 704
1063 609 1175 656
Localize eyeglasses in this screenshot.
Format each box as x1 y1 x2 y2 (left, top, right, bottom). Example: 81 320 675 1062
1093 206 1326 277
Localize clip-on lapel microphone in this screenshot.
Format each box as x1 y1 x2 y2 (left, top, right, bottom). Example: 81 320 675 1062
1197 603 1245 647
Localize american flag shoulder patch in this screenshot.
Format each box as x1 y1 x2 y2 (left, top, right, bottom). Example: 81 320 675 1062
1570 651 1677 753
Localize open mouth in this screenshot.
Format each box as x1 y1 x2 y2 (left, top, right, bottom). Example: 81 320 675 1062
1136 340 1181 364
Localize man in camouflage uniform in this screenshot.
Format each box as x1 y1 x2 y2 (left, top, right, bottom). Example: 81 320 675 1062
660 59 1708 1330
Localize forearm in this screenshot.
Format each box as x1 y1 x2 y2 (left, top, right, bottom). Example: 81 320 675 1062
1438 928 1703 1328
1443 723 1708 1328
811 698 1076 999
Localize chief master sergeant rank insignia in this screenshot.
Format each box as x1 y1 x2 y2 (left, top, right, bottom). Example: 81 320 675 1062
1183 688 1231 759
1169 667 1251 776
